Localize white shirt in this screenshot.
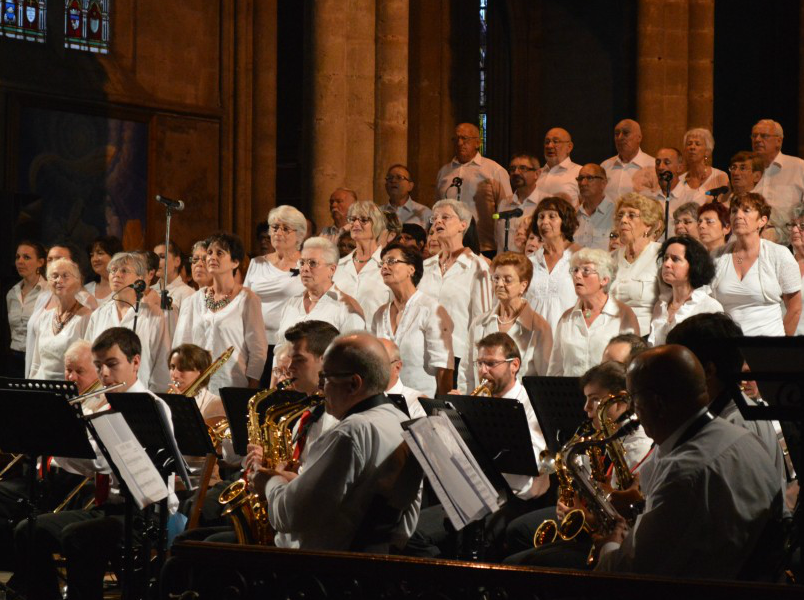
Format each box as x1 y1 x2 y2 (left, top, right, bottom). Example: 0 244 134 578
387 378 426 419
601 149 655 199
710 239 801 336
333 247 390 323
84 280 114 304
266 400 421 551
575 196 615 250
86 301 171 392
194 387 226 421
647 288 724 346
501 380 548 500
152 276 196 342
379 197 432 228
418 251 493 359
435 152 513 252
548 295 638 376
173 287 268 394
6 276 47 352
458 305 552 393
535 157 582 206
597 416 781 579
495 189 542 254
524 247 577 332
645 183 706 233
610 241 662 333
274 284 365 350
371 290 453 397
28 307 92 380
679 168 729 193
797 273 804 336
242 257 305 345
754 151 804 230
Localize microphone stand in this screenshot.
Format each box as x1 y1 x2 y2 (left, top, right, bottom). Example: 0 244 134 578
159 202 176 337
501 215 514 252
662 176 672 241
132 287 143 335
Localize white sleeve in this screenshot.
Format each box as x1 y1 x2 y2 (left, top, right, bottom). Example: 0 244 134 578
243 294 269 381
173 295 195 345
422 304 453 375
546 319 565 376
147 312 172 392
26 316 43 378
776 245 802 294
458 317 478 393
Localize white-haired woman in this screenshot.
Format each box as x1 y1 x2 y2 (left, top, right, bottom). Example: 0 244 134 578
418 199 493 382
333 201 390 321
190 240 212 290
28 258 93 380
86 252 171 390
680 128 729 192
548 248 639 376
243 206 306 379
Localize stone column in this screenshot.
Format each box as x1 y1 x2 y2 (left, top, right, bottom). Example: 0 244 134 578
374 0 409 203
687 0 714 131
252 0 278 228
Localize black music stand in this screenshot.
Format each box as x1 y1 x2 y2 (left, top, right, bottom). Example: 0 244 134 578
523 376 585 454
219 387 305 456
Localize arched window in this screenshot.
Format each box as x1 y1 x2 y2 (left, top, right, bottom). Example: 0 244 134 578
65 0 109 53
2 0 47 43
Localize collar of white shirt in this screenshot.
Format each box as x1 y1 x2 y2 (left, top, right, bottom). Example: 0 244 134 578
546 156 573 174
612 148 648 169
451 152 484 169
570 294 619 318
578 195 614 217
507 189 540 207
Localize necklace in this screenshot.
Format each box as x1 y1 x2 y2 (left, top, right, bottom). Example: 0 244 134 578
497 302 525 325
583 308 594 319
205 287 233 311
353 253 370 264
52 301 79 335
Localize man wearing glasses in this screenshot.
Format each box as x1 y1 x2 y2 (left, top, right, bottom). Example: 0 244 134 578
601 119 655 198
534 127 582 207
751 119 804 243
575 163 615 250
495 154 542 254
379 164 432 227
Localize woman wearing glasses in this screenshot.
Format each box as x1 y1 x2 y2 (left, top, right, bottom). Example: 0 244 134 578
333 201 390 321
709 193 801 336
418 199 493 383
190 240 213 290
371 243 454 396
459 252 552 393
28 258 92 380
548 248 639 376
243 206 306 381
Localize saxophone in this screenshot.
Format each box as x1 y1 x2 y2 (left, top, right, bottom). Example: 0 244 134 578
597 391 635 490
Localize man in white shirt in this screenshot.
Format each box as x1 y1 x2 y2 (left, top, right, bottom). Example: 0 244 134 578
601 119 655 198
495 154 542 254
650 148 705 233
595 345 782 579
153 240 195 338
435 122 512 254
575 163 615 250
321 188 357 241
379 164 432 228
378 337 426 419
751 119 804 242
535 127 582 206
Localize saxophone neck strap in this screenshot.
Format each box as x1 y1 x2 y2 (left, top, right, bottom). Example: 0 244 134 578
343 394 392 419
672 411 715 452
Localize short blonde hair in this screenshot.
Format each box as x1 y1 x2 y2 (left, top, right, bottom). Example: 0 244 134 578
268 205 307 248
683 128 715 156
571 248 617 292
347 201 387 240
65 339 92 363
108 252 147 278
615 193 665 239
46 257 81 281
301 236 340 265
433 198 472 225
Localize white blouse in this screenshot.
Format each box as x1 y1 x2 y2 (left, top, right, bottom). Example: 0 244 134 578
84 280 114 304
333 246 391 324
6 277 46 352
458 305 552 394
418 251 493 360
525 247 577 332
610 241 661 333
796 273 804 335
547 295 639 376
194 387 226 421
647 288 724 346
371 290 454 397
174 287 268 394
243 257 305 345
86 301 171 392
28 307 92 380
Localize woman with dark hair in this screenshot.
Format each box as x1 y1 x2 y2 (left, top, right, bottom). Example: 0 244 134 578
697 201 731 254
86 235 123 303
5 241 46 377
372 242 454 396
710 193 801 336
525 196 581 331
647 236 723 346
174 232 267 392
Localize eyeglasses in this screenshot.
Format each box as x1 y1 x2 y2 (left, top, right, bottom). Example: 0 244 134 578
191 256 206 265
473 358 514 369
385 174 411 183
380 257 410 267
48 272 75 281
318 371 355 386
576 175 604 182
347 216 372 225
750 132 780 140
616 211 641 221
108 266 135 275
270 224 294 234
785 221 804 231
728 164 754 173
508 165 537 173
544 138 570 146
297 258 327 270
429 214 455 225
609 232 620 240
676 218 697 226
570 266 599 277
453 135 479 143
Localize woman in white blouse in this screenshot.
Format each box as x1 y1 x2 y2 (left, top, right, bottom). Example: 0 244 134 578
86 235 123 303
6 241 46 377
460 252 552 393
609 193 665 333
680 128 729 192
548 248 639 376
790 206 804 335
648 236 723 346
243 205 306 380
174 232 268 393
371 242 454 396
190 240 212 290
418 199 493 380
28 258 93 380
524 196 581 331
332 201 389 322
710 193 801 336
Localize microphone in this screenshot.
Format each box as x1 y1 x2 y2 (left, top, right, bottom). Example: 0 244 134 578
658 171 674 184
452 177 463 188
156 194 185 212
706 186 730 197
128 279 147 294
493 208 524 220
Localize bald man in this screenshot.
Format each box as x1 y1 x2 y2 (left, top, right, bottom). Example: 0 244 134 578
595 345 783 580
601 119 656 198
253 332 422 552
575 163 615 249
535 127 582 206
378 337 426 419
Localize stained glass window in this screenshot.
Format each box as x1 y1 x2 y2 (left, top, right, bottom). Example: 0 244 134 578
2 0 47 43
478 0 488 155
65 0 109 53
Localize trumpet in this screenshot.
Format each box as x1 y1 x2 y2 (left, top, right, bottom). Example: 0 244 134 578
470 379 493 396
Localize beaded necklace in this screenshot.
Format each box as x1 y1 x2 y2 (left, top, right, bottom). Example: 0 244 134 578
205 287 233 311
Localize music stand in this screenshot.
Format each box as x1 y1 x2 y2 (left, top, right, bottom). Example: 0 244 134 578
523 376 585 454
219 387 305 456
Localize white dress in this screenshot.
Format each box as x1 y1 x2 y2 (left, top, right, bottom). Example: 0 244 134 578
524 247 577 332
647 288 724 346
371 290 454 397
333 247 391 324
610 241 661 334
28 308 92 380
174 287 268 394
243 257 305 345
